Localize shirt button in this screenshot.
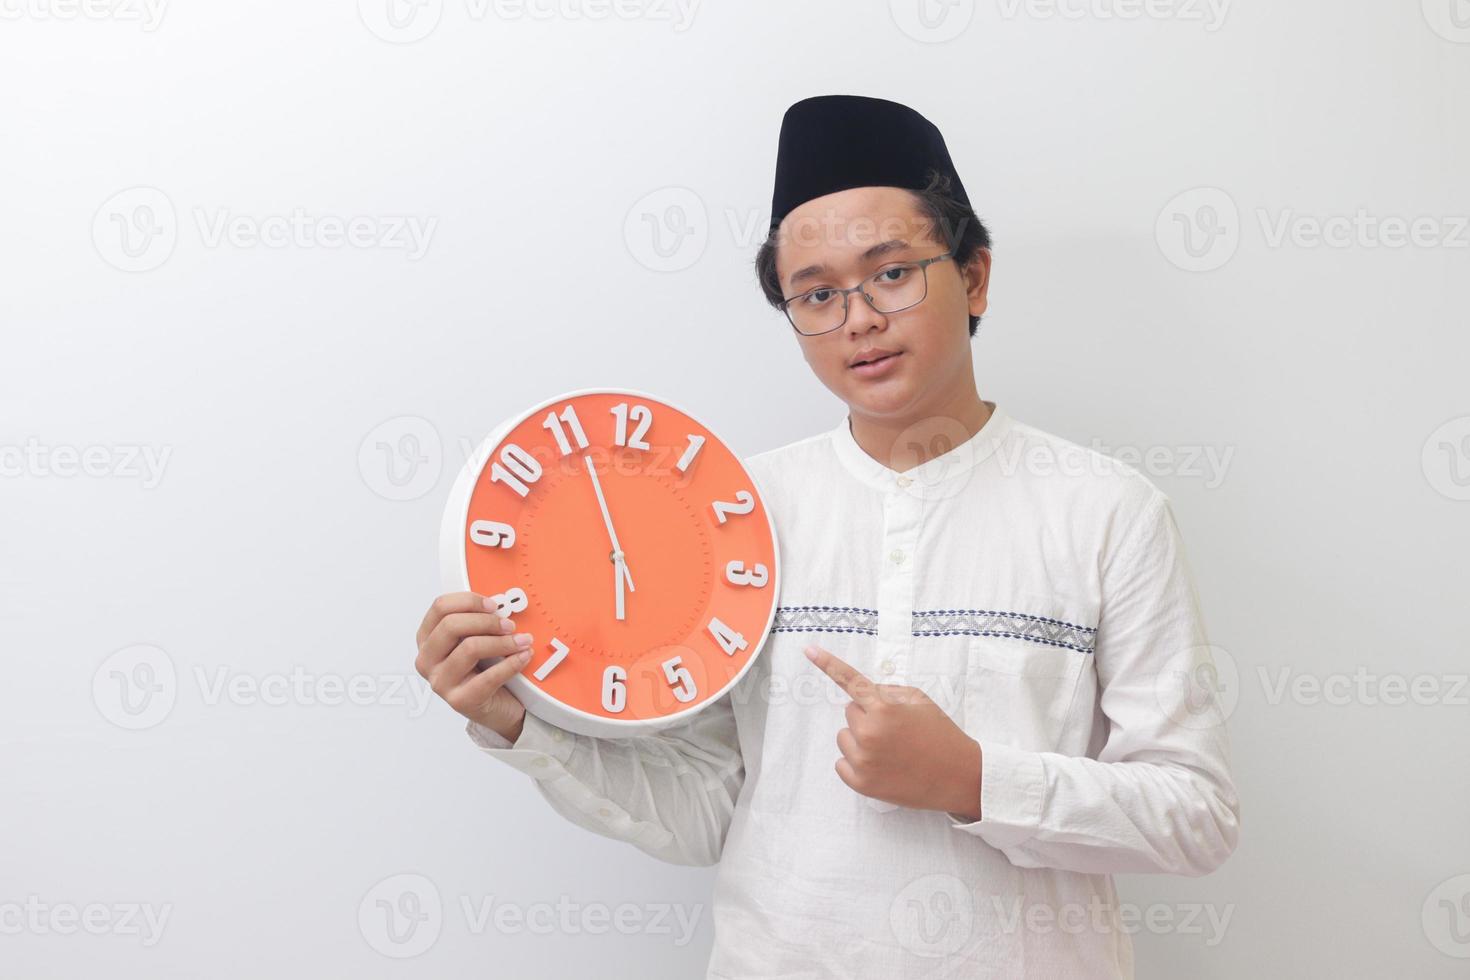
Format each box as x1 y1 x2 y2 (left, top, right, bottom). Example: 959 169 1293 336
597 807 613 819
897 475 912 488
890 549 905 564
879 660 895 675
551 731 565 743
532 757 548 767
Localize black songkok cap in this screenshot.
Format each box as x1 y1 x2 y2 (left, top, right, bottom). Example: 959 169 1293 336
768 94 970 234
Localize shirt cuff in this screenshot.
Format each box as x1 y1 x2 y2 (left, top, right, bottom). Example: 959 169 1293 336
466 711 578 777
947 741 1045 850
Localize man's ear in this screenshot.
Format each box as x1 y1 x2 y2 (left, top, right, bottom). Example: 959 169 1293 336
963 248 992 319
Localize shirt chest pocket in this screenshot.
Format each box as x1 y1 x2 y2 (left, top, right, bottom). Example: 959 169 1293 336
926 592 1098 754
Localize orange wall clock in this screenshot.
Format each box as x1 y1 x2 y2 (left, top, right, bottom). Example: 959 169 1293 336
440 388 780 738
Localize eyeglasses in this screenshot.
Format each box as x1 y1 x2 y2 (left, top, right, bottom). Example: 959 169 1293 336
778 252 953 336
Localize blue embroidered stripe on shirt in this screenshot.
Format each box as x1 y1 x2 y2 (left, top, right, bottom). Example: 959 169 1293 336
771 605 1096 652
911 609 1098 654
772 605 879 635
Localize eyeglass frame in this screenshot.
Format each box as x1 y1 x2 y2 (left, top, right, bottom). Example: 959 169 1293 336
777 251 955 336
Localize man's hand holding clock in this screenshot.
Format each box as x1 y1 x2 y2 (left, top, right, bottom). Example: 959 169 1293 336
414 454 644 743
415 592 535 743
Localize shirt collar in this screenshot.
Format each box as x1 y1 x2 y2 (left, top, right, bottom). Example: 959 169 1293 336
829 400 1013 494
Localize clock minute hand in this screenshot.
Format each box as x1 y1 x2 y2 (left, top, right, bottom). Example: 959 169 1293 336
585 455 636 592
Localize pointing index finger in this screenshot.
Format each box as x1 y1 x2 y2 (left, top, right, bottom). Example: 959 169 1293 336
805 644 877 708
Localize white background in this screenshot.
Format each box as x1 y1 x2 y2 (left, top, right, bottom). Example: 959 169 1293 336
2 0 1468 976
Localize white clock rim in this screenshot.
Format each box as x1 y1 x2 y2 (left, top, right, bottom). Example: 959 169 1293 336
437 385 782 739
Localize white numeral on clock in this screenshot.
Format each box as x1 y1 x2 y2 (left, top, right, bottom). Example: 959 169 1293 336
610 402 653 450
662 655 698 703
707 616 748 657
711 490 754 525
489 443 543 498
469 520 516 549
676 434 705 473
602 665 627 713
542 405 589 456
488 587 528 617
533 637 569 682
724 560 768 587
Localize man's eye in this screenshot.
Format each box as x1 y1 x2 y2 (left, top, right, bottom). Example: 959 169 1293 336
876 265 913 283
802 289 836 305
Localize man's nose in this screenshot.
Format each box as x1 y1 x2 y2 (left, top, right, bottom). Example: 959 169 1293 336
845 288 888 336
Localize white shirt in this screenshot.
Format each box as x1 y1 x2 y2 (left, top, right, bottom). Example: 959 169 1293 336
467 401 1240 979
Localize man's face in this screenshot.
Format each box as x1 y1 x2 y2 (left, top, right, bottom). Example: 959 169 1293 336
773 186 990 423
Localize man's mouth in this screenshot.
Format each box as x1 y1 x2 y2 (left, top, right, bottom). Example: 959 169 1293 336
851 352 900 368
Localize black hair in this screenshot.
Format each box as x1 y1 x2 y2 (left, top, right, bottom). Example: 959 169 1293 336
754 169 992 337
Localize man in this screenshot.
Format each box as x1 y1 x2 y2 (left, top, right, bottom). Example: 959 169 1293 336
414 94 1240 978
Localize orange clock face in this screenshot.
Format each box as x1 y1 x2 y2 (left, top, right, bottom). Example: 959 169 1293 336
445 389 779 734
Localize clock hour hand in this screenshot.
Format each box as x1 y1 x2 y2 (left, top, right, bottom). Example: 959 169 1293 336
614 552 635 621
615 554 627 620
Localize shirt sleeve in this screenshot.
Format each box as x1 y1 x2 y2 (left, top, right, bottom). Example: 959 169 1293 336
946 489 1241 877
465 691 744 868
